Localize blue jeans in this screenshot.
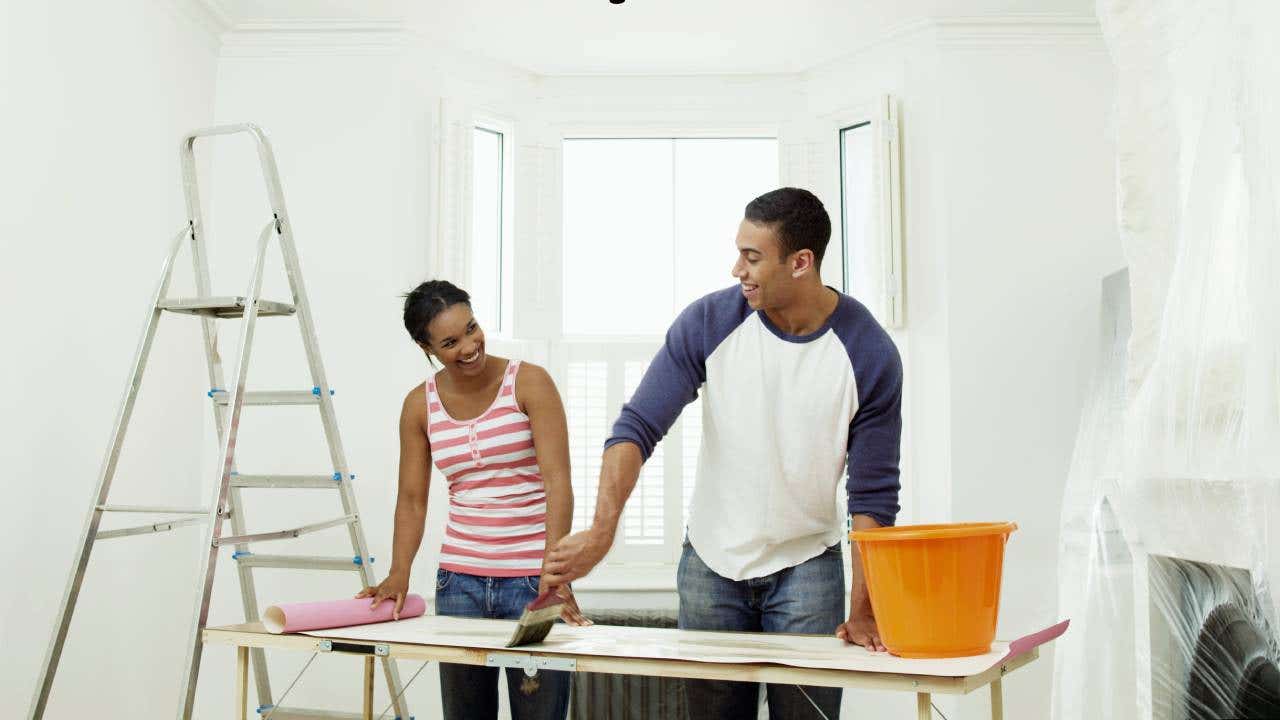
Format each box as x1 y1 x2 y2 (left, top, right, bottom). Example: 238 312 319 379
678 542 846 720
435 569 570 720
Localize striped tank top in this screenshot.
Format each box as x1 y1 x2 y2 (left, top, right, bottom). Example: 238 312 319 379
426 360 546 577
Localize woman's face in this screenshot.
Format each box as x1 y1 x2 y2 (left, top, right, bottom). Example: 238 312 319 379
422 303 487 378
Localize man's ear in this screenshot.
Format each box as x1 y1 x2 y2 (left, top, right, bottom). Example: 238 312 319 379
791 249 815 278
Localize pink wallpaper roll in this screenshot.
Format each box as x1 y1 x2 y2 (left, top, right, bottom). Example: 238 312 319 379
263 595 427 634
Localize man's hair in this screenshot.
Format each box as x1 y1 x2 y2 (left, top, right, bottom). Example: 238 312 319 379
402 280 471 346
744 187 832 267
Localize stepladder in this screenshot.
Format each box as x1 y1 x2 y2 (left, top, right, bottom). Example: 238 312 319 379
27 123 411 719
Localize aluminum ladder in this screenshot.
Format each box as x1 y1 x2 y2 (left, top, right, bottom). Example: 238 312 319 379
27 124 412 720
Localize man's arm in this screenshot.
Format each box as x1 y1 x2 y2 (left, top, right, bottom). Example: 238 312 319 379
544 298 715 584
838 329 903 650
836 514 886 651
542 441 643 585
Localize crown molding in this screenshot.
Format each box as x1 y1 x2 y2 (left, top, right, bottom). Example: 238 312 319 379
804 13 1102 79
934 14 1103 48
168 0 234 47
220 18 410 57
215 14 1103 66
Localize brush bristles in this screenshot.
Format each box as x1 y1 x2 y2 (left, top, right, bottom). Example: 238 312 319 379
505 605 565 647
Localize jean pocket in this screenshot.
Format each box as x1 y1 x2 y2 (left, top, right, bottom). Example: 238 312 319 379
522 575 541 594
435 568 453 591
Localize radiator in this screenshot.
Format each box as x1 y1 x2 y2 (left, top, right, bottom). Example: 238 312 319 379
569 608 686 720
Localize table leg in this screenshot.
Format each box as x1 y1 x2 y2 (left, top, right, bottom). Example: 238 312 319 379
991 679 1004 720
363 656 375 719
235 646 248 720
917 692 931 719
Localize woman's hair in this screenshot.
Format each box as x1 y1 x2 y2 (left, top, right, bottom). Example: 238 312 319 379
402 280 471 346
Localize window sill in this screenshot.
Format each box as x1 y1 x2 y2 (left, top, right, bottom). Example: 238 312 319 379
571 562 677 592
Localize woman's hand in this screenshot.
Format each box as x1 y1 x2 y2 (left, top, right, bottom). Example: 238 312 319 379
356 569 411 620
540 579 591 627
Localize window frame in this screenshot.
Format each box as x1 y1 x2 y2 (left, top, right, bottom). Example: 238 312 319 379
827 95 904 329
472 116 516 337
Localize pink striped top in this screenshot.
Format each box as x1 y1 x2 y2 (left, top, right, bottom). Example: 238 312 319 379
426 360 546 577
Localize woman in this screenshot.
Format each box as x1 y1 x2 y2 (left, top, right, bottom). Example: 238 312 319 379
358 280 587 720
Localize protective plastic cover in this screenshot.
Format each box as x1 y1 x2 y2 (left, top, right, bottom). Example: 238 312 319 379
1053 1 1280 717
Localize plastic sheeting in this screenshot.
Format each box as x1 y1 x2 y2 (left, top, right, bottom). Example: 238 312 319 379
1054 1 1280 717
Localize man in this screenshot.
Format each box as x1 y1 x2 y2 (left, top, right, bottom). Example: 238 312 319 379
544 187 903 719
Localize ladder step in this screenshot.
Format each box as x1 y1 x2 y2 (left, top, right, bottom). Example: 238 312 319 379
258 707 365 719
211 390 320 406
96 516 207 540
97 504 210 515
231 474 342 489
235 554 363 571
159 296 296 318
215 515 357 547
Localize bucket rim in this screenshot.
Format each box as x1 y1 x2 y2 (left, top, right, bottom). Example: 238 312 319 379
850 521 1017 542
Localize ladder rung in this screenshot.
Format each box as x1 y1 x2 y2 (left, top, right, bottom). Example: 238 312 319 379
211 390 320 406
235 554 362 571
231 474 340 489
215 515 356 547
158 296 296 318
97 516 207 540
97 504 210 515
260 707 364 719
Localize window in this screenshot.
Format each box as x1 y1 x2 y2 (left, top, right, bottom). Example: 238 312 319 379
840 122 874 302
560 136 778 564
562 137 779 335
836 96 904 328
471 126 504 333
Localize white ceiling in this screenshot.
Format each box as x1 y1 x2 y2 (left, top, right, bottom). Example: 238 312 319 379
212 0 1097 75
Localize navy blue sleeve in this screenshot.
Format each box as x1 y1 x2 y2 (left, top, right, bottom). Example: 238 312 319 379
836 298 904 526
606 288 745 460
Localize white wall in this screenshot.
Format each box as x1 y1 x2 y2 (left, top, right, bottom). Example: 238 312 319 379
804 19 1122 720
0 0 220 715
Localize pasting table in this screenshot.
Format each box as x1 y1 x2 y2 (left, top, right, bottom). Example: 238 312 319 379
203 616 1067 719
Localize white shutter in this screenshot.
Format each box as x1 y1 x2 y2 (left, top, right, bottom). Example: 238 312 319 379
623 361 663 546
432 98 474 285
874 95 905 328
566 360 607 532
511 123 562 339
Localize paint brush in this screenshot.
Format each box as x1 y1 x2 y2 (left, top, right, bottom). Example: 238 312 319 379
505 589 565 647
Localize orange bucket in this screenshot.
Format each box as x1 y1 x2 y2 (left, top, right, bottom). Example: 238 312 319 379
849 522 1017 658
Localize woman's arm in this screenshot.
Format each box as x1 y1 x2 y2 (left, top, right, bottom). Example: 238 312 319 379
518 363 589 625
355 385 431 619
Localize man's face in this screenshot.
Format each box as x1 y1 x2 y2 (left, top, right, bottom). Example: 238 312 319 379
731 219 794 310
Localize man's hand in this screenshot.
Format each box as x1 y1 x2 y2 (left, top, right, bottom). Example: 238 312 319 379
538 578 593 627
542 527 612 586
355 568 411 620
836 611 886 652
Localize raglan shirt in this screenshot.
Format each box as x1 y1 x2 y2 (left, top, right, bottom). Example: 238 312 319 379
606 286 903 581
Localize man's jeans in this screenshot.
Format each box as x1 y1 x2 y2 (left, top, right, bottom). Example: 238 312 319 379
678 541 846 720
435 569 571 720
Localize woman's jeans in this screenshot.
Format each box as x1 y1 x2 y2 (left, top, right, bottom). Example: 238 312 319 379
678 541 846 720
435 569 571 720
